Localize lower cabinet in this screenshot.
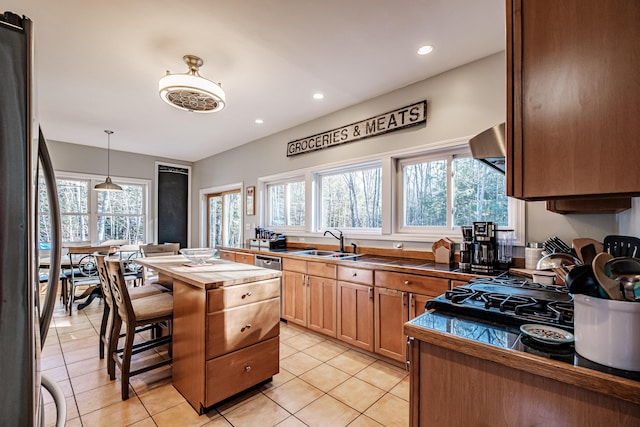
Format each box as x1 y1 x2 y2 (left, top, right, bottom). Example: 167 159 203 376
374 271 449 362
307 275 337 337
282 270 307 326
337 266 374 351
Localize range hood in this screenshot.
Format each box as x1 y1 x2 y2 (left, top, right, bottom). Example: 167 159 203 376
469 123 506 174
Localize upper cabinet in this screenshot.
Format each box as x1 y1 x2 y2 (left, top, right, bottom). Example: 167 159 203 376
506 0 640 201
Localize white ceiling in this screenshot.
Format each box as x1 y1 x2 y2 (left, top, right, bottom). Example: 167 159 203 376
6 0 506 162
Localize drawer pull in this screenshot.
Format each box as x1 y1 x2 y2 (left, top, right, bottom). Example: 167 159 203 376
352 272 358 277
241 291 253 299
244 365 252 372
404 280 411 285
241 324 252 332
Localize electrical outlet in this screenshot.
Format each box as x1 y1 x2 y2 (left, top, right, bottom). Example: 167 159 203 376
394 242 404 249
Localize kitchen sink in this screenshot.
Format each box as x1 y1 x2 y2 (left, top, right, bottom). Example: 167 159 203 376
291 249 362 260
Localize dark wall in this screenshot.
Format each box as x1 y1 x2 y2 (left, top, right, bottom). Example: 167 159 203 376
157 164 189 248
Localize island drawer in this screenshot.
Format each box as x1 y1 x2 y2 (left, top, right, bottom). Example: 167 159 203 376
207 278 280 312
218 250 236 262
307 261 336 279
206 298 280 359
338 266 373 285
235 252 255 265
205 336 279 407
375 271 449 295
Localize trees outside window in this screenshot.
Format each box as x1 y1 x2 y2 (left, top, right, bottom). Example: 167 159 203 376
267 180 305 228
207 190 241 247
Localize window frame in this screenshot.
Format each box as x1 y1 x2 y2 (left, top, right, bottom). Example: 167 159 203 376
205 189 242 248
264 176 306 232
199 182 244 248
39 171 150 245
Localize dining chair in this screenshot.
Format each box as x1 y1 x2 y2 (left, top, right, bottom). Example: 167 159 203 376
95 255 170 376
106 259 173 400
65 245 112 313
139 243 180 287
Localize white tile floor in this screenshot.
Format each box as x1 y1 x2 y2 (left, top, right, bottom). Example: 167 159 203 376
41 293 410 427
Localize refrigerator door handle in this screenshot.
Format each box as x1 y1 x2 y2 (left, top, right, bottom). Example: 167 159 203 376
37 128 61 347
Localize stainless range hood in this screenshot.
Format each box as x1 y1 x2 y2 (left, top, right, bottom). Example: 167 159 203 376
469 123 506 174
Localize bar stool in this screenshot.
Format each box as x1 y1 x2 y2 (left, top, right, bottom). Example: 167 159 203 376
105 259 173 400
95 255 169 376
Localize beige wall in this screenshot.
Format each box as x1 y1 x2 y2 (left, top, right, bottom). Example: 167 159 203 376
192 51 626 250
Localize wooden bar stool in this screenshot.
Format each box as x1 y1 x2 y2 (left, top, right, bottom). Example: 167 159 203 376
105 259 173 400
95 255 169 376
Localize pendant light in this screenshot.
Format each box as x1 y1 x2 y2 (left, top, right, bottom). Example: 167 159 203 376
94 130 122 192
159 55 226 113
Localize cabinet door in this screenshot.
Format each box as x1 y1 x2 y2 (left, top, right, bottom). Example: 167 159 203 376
282 271 306 327
307 276 337 338
374 287 408 362
409 293 432 320
337 281 374 352
508 0 640 199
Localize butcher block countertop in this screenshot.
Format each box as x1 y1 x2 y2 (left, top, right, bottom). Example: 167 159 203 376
134 255 281 290
404 312 640 406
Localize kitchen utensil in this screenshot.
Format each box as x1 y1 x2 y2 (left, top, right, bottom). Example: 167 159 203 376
535 252 581 270
520 324 574 345
579 244 598 265
565 264 607 298
543 236 574 255
591 253 624 300
531 271 556 285
571 238 603 263
603 235 640 257
605 257 640 301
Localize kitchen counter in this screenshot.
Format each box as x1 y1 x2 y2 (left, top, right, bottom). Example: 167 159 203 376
404 311 640 426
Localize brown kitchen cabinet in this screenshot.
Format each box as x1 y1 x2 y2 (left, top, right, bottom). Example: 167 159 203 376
337 266 374 352
281 258 337 336
374 271 449 362
218 250 254 265
507 0 640 201
218 250 236 262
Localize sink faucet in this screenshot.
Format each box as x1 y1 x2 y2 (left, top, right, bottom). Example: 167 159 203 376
324 229 344 253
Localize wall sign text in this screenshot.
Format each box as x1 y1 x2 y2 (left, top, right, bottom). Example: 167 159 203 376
287 100 427 157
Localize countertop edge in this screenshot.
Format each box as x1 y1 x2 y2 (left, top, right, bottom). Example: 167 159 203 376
403 320 640 406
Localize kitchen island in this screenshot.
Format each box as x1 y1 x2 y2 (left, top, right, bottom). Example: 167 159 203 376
134 255 282 414
404 312 640 426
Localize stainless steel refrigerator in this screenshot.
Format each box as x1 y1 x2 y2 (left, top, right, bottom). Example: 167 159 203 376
0 11 64 426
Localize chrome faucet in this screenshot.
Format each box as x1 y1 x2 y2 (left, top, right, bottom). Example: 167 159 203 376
324 229 344 253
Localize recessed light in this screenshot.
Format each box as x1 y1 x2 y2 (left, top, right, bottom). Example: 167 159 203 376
255 119 264 124
417 45 434 55
313 93 324 100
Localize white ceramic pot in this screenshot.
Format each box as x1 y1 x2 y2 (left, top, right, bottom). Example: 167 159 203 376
573 294 640 371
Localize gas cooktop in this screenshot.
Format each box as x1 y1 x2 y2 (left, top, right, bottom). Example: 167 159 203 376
426 276 574 329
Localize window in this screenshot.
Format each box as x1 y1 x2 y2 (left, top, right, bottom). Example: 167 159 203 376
266 179 305 228
398 151 509 231
206 190 242 247
317 162 382 231
38 174 149 245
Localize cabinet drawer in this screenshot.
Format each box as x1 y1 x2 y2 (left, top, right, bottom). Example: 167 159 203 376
375 271 449 295
338 266 373 285
236 252 255 265
207 278 280 312
283 257 307 273
307 261 336 279
219 250 236 262
206 298 279 359
205 337 279 407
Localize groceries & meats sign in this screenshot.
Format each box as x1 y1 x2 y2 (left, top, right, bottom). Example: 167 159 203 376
286 100 427 157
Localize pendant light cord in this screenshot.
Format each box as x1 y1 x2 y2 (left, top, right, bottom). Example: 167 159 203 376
105 129 113 177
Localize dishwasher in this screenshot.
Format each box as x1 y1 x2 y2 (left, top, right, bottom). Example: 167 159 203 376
254 254 283 318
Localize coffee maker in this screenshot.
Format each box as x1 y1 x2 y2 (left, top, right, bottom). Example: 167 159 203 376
459 226 474 273
471 221 496 274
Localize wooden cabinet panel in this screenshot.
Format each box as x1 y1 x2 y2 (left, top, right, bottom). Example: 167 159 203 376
375 271 449 296
307 261 336 279
283 257 307 273
282 270 307 326
207 278 280 312
338 266 373 285
205 337 279 407
450 279 469 289
409 293 431 320
307 276 337 338
235 252 255 265
218 250 236 262
374 287 408 362
337 281 374 352
507 0 640 200
206 298 279 359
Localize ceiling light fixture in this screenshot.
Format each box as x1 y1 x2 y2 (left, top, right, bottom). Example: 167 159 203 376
159 55 226 113
255 119 264 124
94 130 123 192
313 93 324 100
417 45 434 55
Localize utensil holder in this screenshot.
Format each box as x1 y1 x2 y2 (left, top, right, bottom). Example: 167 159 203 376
574 294 640 371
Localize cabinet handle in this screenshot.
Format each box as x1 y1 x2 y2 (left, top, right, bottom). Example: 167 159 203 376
241 291 252 299
405 337 414 371
402 292 406 306
368 287 372 300
409 292 414 310
244 365 252 372
404 280 410 285
352 272 358 277
241 324 252 332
